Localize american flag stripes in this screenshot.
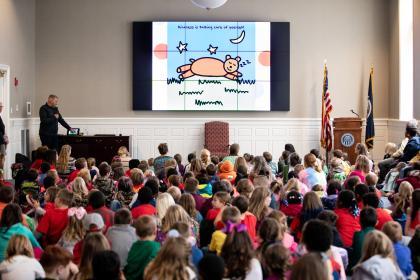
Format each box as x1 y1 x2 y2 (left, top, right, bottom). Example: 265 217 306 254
321 64 333 151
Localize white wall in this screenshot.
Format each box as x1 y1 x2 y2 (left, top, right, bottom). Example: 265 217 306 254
35 0 391 119
0 0 35 118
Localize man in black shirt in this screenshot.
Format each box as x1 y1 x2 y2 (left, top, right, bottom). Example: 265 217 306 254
39 95 72 150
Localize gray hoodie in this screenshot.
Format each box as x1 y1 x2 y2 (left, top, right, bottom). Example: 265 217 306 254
352 255 405 280
106 224 137 268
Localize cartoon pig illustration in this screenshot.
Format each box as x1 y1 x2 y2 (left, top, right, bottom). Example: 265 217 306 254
177 55 243 80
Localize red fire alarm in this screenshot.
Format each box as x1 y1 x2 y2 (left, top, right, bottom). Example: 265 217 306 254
14 77 18 87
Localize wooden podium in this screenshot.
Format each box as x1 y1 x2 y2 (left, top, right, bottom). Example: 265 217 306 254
333 118 362 164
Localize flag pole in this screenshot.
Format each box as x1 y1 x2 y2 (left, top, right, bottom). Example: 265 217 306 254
324 61 329 166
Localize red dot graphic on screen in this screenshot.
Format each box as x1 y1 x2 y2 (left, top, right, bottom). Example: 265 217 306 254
154 43 168 59
258 51 270 66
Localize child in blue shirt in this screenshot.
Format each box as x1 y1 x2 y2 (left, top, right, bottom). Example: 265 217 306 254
382 221 413 278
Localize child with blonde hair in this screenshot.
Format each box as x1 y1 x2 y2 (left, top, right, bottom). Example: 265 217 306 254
70 177 89 207
144 237 196 280
58 207 86 253
353 230 404 279
382 221 413 278
0 235 45 279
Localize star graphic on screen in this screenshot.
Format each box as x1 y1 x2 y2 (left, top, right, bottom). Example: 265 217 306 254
177 41 188 54
207 44 218 55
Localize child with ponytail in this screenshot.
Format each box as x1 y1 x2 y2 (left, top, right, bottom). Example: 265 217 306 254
334 190 361 247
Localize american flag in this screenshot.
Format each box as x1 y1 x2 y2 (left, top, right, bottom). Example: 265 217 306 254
321 64 333 151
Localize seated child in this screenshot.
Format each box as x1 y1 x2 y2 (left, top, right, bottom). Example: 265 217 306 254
328 157 346 184
57 207 86 254
112 176 135 211
169 221 203 268
87 157 98 180
106 208 137 268
130 168 144 193
362 193 392 230
312 184 325 198
262 242 290 280
72 213 105 265
257 218 280 257
382 221 413 278
131 187 156 219
88 191 115 233
321 180 341 210
206 191 231 222
280 191 303 221
366 173 382 202
350 206 377 268
355 183 369 209
40 245 79 279
167 174 183 190
206 164 220 187
20 168 41 206
196 170 213 199
270 181 282 209
125 159 140 177
236 179 254 199
36 189 74 246
301 220 346 280
334 190 361 248
31 186 59 218
232 195 257 242
93 162 116 207
209 206 241 255
317 210 344 248
67 158 87 183
267 210 298 253
124 215 160 280
38 162 51 186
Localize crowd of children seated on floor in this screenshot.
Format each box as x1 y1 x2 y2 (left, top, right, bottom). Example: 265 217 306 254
0 124 419 279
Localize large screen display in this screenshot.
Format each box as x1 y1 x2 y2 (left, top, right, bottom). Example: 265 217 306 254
133 21 289 111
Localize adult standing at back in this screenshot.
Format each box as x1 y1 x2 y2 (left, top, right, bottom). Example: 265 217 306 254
39 95 72 150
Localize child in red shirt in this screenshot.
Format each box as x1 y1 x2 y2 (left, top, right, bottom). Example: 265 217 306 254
232 195 257 242
334 190 361 247
280 191 303 219
87 191 114 233
206 191 231 222
67 158 87 183
36 189 74 247
354 183 369 210
363 192 393 230
131 187 156 219
130 168 144 193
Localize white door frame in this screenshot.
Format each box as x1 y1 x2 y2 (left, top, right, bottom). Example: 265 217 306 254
0 64 11 179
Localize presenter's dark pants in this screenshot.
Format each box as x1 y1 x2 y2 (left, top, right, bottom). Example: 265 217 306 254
40 134 58 151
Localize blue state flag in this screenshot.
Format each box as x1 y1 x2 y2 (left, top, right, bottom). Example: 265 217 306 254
365 68 375 149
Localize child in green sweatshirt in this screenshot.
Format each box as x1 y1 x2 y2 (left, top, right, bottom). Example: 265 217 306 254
124 215 160 280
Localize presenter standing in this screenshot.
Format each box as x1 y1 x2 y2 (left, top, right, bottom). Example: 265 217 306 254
39 94 72 150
